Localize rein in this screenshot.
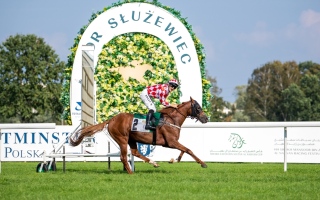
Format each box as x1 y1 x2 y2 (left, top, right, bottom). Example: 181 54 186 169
161 101 201 129
176 101 200 120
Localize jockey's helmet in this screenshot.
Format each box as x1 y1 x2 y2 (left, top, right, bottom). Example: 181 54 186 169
168 79 180 89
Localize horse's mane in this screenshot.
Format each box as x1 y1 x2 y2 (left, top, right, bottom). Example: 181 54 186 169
158 101 189 115
158 106 175 115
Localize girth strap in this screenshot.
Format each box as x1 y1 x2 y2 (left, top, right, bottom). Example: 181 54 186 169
152 130 156 145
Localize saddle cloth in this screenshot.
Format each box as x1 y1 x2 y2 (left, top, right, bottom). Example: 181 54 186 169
131 112 162 132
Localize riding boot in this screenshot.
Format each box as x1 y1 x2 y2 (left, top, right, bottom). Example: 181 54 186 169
145 110 155 130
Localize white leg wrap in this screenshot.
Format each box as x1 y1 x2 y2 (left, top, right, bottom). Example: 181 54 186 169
149 159 160 167
149 160 156 165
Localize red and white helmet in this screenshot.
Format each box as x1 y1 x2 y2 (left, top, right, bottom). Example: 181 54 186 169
168 79 180 88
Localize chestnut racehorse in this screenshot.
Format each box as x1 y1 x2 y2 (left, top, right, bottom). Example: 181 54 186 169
69 97 208 174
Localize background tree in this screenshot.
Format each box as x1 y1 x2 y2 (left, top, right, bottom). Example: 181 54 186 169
206 74 230 122
0 34 65 123
245 61 276 121
234 85 247 110
232 85 250 122
299 74 320 120
245 61 301 121
297 61 320 120
299 61 320 76
279 84 310 121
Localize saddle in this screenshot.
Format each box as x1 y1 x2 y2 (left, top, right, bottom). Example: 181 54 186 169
131 112 162 132
131 112 162 145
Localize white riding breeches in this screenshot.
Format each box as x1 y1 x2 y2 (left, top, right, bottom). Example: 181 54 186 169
140 88 156 111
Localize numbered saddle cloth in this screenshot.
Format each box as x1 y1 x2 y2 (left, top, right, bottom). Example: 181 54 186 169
131 112 162 132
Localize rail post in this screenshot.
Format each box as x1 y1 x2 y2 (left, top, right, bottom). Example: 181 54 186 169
284 127 287 172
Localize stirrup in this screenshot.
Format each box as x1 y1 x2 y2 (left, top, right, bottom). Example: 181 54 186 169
145 124 156 130
145 126 156 130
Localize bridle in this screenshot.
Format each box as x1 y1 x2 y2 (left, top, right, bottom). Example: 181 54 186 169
189 100 203 121
166 100 203 122
160 100 204 130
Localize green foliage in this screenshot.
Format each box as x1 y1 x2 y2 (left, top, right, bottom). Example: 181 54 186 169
234 85 247 110
0 34 65 123
206 74 231 122
1 162 320 199
279 84 310 121
232 86 251 122
231 110 250 122
299 61 320 76
95 33 180 122
299 74 320 120
209 95 228 122
242 60 320 121
245 61 301 121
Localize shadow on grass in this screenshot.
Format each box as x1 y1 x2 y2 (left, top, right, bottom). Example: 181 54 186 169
55 167 171 175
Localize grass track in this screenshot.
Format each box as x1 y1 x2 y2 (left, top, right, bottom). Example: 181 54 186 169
0 162 319 200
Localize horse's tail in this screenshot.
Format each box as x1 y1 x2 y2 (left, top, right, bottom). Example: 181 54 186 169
69 120 109 146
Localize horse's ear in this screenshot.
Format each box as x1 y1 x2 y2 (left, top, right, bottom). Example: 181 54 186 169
190 96 194 102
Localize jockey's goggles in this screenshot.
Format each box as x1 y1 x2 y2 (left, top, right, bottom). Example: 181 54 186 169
169 83 179 89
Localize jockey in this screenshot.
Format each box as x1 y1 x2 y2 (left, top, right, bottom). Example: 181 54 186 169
140 79 180 129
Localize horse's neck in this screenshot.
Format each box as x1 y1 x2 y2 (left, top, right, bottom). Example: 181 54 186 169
164 103 190 126
176 103 190 124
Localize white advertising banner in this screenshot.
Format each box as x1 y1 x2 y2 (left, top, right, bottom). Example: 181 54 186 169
1 124 320 163
149 127 320 163
1 126 74 161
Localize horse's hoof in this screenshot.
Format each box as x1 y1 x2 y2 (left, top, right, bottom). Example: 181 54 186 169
153 163 160 168
201 163 207 168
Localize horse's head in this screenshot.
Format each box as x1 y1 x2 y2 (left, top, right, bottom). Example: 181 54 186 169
188 97 209 123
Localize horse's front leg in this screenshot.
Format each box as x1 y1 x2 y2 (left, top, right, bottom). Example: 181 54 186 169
168 141 207 168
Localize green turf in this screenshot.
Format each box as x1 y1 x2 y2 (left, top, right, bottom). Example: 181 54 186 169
0 162 319 200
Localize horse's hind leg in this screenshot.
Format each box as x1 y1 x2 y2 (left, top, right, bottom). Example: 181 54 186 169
108 135 132 173
169 151 184 163
177 151 185 162
118 143 133 174
128 141 159 168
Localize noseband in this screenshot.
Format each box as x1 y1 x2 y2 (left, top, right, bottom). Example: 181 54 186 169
190 101 202 121
174 101 202 120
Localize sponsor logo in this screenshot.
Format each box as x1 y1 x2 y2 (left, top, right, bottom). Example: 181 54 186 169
229 133 246 148
137 143 155 157
75 102 81 111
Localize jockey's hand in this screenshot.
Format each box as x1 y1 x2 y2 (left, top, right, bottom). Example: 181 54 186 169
169 103 178 108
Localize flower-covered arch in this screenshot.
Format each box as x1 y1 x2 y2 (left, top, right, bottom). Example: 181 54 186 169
60 0 211 125
95 33 180 122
